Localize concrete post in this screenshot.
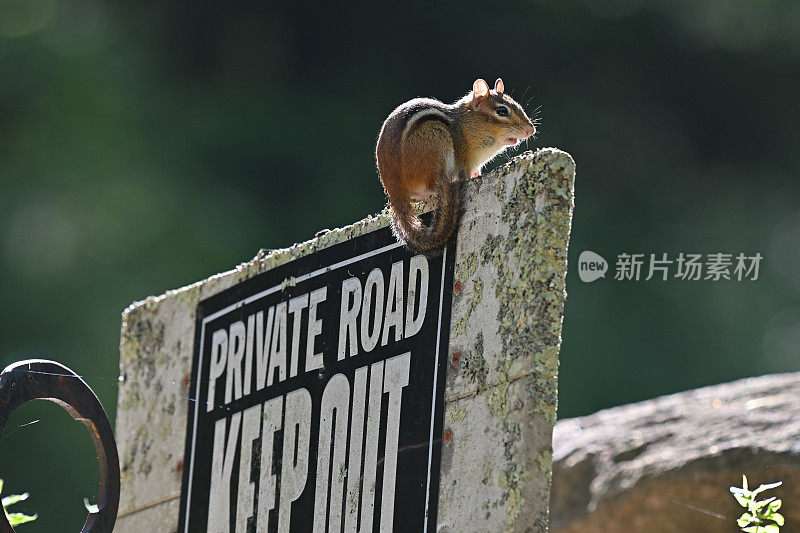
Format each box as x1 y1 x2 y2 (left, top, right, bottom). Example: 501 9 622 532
115 148 574 532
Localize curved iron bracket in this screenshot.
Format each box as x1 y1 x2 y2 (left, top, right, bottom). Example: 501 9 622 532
0 359 120 533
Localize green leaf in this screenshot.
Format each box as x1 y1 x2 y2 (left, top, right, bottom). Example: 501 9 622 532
2 493 29 508
6 512 37 527
84 498 100 513
761 525 780 533
770 512 785 526
742 527 759 533
743 475 749 491
752 481 781 497
738 513 759 527
1 479 37 526
755 497 776 510
732 492 750 508
768 500 782 513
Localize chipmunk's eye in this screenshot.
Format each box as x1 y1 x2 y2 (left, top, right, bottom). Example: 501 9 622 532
495 105 509 118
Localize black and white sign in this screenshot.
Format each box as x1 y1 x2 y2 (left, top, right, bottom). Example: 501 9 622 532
178 226 455 532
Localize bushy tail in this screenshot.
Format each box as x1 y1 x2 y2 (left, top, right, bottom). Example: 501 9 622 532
390 170 464 255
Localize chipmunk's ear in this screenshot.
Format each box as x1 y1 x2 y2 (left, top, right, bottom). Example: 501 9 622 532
472 79 489 100
494 78 504 94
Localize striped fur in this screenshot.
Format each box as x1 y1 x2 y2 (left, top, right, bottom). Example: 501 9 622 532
388 169 465 255
376 79 536 254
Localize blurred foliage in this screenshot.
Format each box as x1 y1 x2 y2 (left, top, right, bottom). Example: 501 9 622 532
1 0 799 529
1 478 38 527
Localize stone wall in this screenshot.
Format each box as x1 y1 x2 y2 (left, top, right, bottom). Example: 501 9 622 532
551 373 800 532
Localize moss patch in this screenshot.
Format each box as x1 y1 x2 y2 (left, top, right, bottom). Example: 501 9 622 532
477 149 575 529
449 403 467 422
462 333 488 386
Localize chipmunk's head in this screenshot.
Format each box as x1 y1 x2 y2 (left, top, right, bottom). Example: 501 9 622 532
468 78 536 146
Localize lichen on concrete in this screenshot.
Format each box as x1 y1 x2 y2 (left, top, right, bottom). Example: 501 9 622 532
485 381 511 422
280 276 297 291
465 279 484 316
489 150 573 529
537 449 553 477
448 403 467 423
462 333 488 386
451 315 469 337
455 251 479 282
497 463 532 527
451 277 484 338
482 150 574 428
439 149 574 532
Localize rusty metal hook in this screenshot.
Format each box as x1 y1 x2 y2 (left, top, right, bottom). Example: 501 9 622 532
0 360 120 533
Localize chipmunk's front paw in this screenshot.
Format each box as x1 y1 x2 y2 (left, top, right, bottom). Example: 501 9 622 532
471 171 479 178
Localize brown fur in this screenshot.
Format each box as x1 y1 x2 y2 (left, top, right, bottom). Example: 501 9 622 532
376 78 535 253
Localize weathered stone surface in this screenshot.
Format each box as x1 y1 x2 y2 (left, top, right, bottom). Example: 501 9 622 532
115 148 574 532
439 148 574 532
551 373 800 532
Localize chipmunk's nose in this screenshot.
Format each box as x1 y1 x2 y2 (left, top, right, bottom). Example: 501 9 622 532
524 127 536 138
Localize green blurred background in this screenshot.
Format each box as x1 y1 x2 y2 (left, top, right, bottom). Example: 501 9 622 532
1 0 799 530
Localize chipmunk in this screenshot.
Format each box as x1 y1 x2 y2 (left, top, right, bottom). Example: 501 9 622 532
376 78 536 253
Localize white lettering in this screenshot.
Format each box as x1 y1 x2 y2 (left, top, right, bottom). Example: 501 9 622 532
268 302 288 386
207 329 228 412
256 396 283 533
236 404 261 532
360 268 385 353
405 255 429 338
288 294 309 378
360 360 384 532
256 308 275 391
278 388 312 531
344 366 368 532
338 277 362 360
381 352 411 531
243 314 255 396
306 287 327 371
314 374 350 533
381 261 405 346
225 321 246 405
207 413 241 532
